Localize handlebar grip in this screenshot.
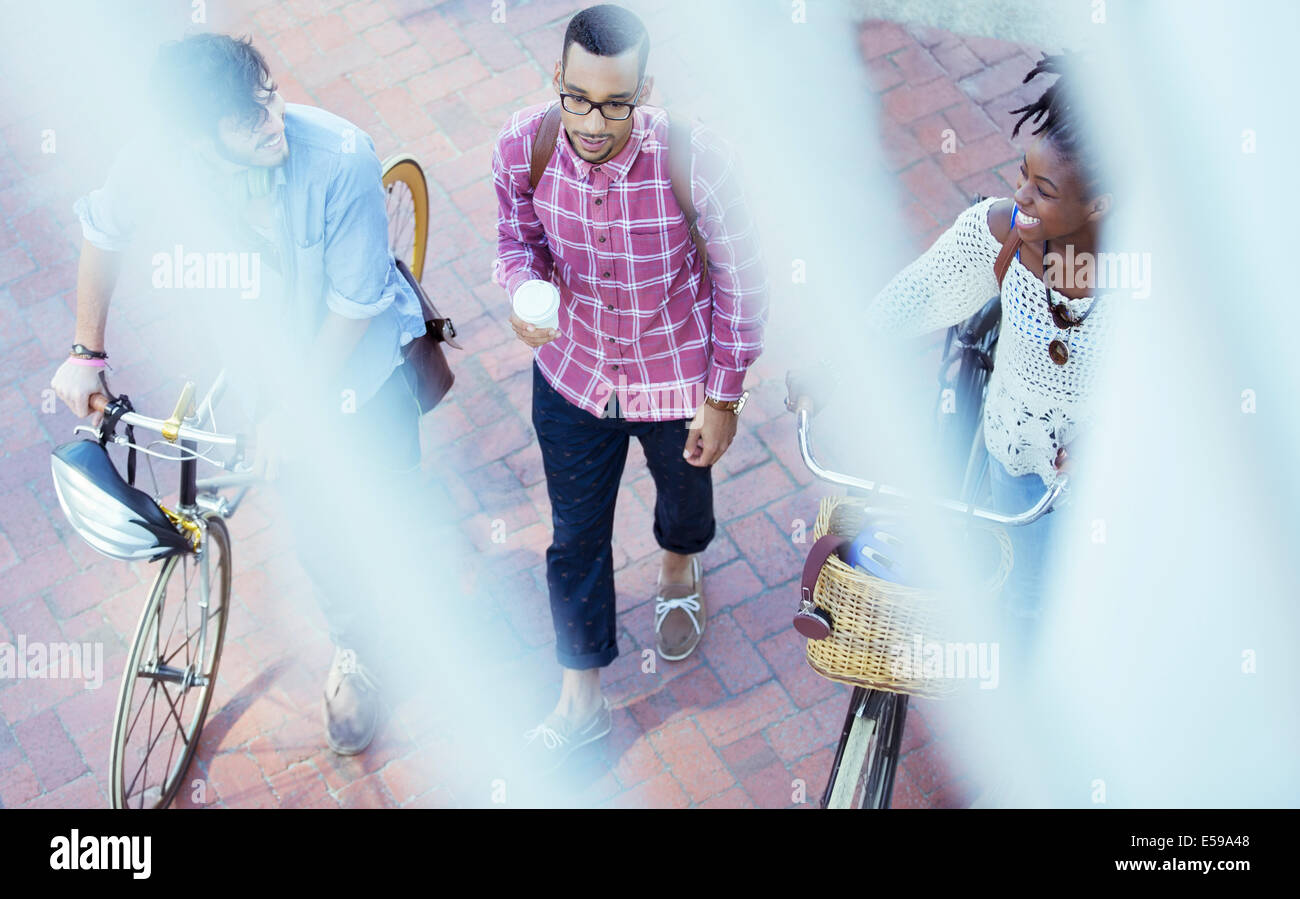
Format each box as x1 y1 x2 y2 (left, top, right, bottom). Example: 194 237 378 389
89 393 109 413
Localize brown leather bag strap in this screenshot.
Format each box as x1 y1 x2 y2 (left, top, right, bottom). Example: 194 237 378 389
668 116 709 271
993 222 1022 290
529 102 563 191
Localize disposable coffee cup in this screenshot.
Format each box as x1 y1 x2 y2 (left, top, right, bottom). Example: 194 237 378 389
512 279 560 332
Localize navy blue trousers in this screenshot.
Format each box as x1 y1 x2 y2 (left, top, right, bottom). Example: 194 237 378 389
531 361 716 669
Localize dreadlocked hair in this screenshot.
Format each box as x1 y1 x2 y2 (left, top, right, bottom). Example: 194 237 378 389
1009 51 1103 197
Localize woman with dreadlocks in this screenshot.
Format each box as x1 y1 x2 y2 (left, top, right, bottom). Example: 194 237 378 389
863 52 1114 646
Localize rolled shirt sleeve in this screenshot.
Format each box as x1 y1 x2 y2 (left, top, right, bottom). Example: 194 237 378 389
322 134 397 319
73 142 152 252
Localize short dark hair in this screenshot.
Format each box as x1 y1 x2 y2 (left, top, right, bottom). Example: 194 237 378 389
152 33 275 141
562 4 649 76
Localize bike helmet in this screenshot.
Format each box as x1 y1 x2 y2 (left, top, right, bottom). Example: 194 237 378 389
50 440 193 562
842 519 929 587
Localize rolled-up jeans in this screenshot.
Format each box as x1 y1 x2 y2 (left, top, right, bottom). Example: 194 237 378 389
531 361 716 670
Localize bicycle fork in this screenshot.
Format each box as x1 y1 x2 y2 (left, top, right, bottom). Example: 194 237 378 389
137 514 212 691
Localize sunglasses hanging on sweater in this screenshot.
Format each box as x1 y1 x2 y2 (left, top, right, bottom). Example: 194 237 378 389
1040 238 1106 366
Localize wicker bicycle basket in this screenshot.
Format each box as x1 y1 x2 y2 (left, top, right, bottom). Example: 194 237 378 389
805 495 1014 699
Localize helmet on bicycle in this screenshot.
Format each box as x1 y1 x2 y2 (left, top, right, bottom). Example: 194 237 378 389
50 440 194 562
844 521 928 587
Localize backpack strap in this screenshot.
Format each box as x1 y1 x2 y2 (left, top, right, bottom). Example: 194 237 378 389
668 117 708 272
529 104 709 272
993 203 1023 289
529 102 563 191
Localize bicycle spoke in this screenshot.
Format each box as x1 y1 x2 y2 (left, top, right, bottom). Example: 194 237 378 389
130 682 161 807
157 681 190 798
160 547 225 668
123 681 157 800
161 608 222 668
124 679 190 807
121 612 164 747
387 183 415 259
154 561 189 665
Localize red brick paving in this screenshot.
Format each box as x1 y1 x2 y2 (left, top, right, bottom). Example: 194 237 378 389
0 2 1042 808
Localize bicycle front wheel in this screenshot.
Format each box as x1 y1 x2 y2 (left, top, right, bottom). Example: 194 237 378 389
823 688 909 809
109 516 232 809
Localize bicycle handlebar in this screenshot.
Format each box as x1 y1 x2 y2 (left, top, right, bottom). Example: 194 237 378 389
791 395 1064 528
89 392 240 447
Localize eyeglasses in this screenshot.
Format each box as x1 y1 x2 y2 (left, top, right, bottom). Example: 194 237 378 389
558 74 645 121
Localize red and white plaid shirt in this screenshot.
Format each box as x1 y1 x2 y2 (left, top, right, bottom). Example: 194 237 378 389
493 102 768 421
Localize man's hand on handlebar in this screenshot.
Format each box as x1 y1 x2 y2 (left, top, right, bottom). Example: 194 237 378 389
51 358 107 424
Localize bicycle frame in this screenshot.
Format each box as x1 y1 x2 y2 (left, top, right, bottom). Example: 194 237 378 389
82 371 257 691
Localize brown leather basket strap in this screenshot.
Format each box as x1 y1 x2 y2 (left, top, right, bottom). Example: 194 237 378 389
529 103 563 191
993 227 1022 290
668 116 709 269
801 534 849 609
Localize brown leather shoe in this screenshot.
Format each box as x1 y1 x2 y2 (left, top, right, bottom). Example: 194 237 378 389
522 695 612 774
322 648 381 756
654 555 706 661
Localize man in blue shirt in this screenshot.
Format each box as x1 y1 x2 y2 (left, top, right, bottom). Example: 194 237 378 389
50 34 425 756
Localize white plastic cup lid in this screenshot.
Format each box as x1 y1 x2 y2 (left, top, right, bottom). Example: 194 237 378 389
513 280 560 325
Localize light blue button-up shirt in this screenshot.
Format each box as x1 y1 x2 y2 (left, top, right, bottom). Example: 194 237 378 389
75 104 425 409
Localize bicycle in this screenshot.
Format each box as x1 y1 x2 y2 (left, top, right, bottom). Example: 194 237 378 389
51 373 255 808
785 292 1068 809
46 154 433 808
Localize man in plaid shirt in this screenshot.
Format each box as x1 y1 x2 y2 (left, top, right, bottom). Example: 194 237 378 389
493 4 768 768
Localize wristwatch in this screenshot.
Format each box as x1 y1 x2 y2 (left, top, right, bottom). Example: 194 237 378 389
70 343 108 360
704 391 748 415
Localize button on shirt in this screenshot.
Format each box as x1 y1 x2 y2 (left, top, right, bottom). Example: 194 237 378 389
492 102 768 420
74 104 425 409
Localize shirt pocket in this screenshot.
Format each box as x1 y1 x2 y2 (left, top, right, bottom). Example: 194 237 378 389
626 222 692 290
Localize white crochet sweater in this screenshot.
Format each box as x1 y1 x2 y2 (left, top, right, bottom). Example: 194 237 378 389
866 197 1113 487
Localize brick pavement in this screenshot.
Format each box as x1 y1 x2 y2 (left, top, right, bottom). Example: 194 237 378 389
0 1 1044 808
